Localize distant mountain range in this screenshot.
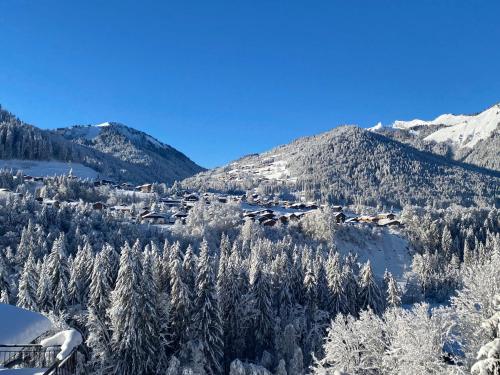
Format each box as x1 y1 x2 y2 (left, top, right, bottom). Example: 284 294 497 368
184 105 500 209
370 103 500 171
1 103 498 208
0 106 204 184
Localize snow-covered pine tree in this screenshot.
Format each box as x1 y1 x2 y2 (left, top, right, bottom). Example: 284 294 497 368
326 250 347 317
86 252 112 372
17 250 38 310
358 261 383 315
385 272 402 308
471 295 500 375
249 260 274 359
193 238 224 375
47 233 70 313
182 244 197 291
141 246 167 372
68 241 93 307
0 248 10 300
108 241 147 375
36 256 51 312
169 242 193 353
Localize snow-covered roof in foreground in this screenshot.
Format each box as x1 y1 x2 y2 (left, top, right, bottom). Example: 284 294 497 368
0 304 53 345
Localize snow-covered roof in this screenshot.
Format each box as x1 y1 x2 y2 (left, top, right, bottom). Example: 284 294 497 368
0 304 53 345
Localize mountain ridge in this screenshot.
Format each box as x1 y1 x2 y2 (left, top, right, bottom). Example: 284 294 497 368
184 124 499 209
0 105 204 184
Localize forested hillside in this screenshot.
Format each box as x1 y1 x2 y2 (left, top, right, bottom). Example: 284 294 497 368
184 126 499 209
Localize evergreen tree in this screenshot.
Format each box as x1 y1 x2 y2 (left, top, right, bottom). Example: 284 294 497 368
108 242 147 375
86 252 112 372
193 238 224 375
249 261 274 358
17 251 38 310
169 243 192 352
36 256 51 312
141 247 166 372
47 233 70 313
386 273 402 308
358 261 383 314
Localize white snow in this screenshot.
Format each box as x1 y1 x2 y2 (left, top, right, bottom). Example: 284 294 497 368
424 105 500 149
0 304 52 345
0 160 99 179
40 330 82 361
334 226 411 280
393 104 500 149
368 122 384 131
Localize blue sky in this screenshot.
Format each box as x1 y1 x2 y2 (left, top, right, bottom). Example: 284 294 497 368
0 0 499 168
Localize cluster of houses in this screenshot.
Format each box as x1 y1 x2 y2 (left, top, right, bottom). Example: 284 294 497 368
3 173 403 229
345 212 402 227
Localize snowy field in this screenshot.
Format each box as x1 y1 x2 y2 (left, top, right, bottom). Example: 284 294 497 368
0 160 99 179
334 226 411 280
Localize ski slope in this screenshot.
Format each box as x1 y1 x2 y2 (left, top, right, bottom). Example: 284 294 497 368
0 160 99 179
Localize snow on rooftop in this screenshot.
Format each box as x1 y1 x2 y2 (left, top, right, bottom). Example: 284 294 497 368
0 304 53 345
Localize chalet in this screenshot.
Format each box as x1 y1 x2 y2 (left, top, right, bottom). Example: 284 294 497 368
377 213 396 220
243 212 257 218
184 193 199 202
44 199 60 208
161 198 183 207
121 182 135 190
331 205 343 212
136 183 153 193
286 213 300 222
173 212 188 219
305 203 318 209
345 217 360 223
259 209 274 215
259 212 275 220
34 176 44 182
279 216 289 224
262 219 277 227
111 205 132 213
23 175 34 181
359 215 379 223
139 209 152 218
334 212 346 223
141 212 170 225
377 219 402 227
92 202 107 210
290 203 306 209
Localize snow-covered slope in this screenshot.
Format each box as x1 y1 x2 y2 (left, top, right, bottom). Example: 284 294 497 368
392 103 500 149
55 122 204 183
0 160 98 179
334 226 411 280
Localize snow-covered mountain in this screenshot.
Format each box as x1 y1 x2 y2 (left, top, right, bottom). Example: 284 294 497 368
54 122 204 183
0 106 203 184
184 126 499 209
374 103 500 171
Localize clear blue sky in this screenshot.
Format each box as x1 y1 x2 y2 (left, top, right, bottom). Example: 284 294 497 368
0 0 499 168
